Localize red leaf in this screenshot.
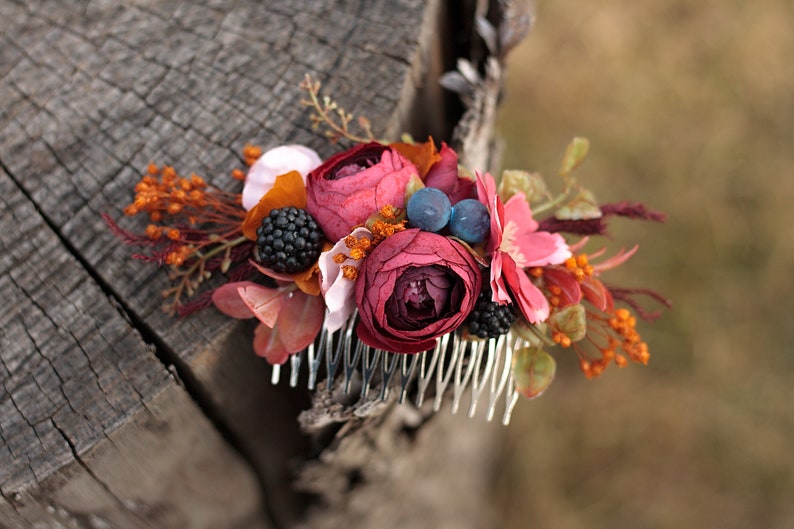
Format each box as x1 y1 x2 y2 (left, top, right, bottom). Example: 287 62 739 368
278 291 325 353
238 284 287 327
580 276 611 312
253 323 290 364
211 281 259 319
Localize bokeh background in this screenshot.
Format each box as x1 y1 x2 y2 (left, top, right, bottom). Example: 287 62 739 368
493 1 794 527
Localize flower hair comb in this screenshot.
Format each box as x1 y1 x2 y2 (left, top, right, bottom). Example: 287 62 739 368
107 76 669 425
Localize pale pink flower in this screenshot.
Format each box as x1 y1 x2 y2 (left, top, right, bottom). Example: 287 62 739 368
318 227 373 332
476 172 571 323
241 144 322 210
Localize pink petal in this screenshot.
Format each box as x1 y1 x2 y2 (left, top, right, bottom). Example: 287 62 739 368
502 255 550 323
277 291 325 353
503 193 538 233
211 281 258 319
516 231 571 267
489 252 513 305
318 227 372 332
592 245 639 273
253 323 290 365
238 285 287 327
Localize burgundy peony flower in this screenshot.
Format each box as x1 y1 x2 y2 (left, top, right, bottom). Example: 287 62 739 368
305 142 418 241
355 229 481 353
423 142 475 204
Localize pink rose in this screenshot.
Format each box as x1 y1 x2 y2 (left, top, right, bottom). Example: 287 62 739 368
355 229 481 353
305 142 418 241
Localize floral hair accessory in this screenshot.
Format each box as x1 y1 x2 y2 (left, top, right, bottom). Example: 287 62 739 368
107 76 670 424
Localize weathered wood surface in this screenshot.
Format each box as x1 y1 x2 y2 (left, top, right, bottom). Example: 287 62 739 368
0 0 508 527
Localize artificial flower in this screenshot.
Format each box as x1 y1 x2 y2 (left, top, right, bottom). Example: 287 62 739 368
318 227 374 332
305 142 418 241
355 229 480 353
476 171 571 323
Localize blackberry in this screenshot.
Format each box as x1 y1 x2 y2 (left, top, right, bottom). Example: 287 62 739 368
256 206 324 273
465 286 517 339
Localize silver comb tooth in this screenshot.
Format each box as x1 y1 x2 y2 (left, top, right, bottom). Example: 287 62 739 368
468 337 496 418
289 349 304 387
379 350 399 400
415 338 442 408
451 338 480 414
486 333 512 421
503 383 520 426
433 332 456 412
360 347 380 399
398 353 419 404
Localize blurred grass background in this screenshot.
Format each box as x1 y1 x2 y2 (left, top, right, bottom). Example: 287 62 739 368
493 1 794 527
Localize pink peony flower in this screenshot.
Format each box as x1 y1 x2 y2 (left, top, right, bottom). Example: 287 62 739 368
355 229 481 353
242 144 322 210
305 142 418 241
476 172 571 324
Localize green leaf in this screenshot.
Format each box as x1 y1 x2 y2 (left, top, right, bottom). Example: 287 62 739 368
512 347 556 399
499 169 549 203
549 304 587 343
559 137 590 177
555 188 602 220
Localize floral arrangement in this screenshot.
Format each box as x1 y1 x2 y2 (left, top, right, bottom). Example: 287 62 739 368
107 75 669 416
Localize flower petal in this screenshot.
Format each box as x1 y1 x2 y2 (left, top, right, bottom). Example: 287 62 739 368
319 228 373 332
515 231 571 267
502 254 550 323
390 137 441 178
242 170 307 240
242 145 321 210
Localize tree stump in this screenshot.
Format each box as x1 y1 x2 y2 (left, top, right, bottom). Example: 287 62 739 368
0 1 514 527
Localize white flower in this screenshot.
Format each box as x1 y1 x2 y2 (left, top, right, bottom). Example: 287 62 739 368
241 144 322 210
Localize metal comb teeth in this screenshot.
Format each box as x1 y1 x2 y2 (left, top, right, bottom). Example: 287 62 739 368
270 314 528 425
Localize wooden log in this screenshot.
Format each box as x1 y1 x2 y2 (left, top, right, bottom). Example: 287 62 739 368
0 0 513 526
0 169 267 528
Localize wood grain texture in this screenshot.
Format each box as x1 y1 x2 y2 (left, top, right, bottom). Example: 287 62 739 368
0 168 267 527
0 0 513 526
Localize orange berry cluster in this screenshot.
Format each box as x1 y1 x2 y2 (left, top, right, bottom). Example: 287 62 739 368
123 164 209 221
563 254 594 282
580 307 649 379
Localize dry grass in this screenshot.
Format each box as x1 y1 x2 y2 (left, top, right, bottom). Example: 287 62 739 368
493 1 794 527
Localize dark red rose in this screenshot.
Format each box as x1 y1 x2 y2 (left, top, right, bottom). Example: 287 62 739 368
355 229 481 353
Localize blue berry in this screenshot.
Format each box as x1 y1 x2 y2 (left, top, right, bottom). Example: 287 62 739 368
449 199 490 243
407 187 452 232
